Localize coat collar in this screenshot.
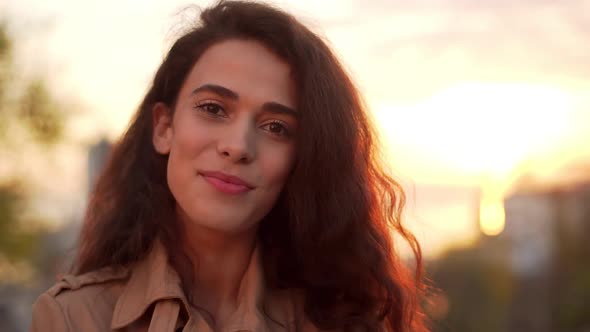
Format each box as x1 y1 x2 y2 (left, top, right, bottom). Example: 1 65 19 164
110 239 188 329
110 238 279 331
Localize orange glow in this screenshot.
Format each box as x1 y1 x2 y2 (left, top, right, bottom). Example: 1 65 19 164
479 198 505 236
375 83 574 181
6 0 589 259
373 82 583 253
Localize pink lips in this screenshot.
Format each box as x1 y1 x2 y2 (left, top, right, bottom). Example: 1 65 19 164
199 170 254 194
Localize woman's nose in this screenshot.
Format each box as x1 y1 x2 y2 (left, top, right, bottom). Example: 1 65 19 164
216 118 256 163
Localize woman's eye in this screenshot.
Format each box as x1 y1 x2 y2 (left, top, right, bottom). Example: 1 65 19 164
262 121 291 137
195 102 225 117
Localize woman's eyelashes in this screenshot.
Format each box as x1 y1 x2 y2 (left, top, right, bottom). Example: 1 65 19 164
194 100 226 117
261 120 292 138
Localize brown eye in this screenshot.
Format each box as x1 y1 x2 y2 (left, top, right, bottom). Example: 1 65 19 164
269 122 284 133
195 102 226 117
262 120 290 137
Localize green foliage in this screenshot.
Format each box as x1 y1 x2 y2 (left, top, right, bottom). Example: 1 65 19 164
19 79 64 144
553 188 590 331
0 22 10 59
428 246 513 332
0 21 62 271
0 182 42 262
556 267 590 329
0 21 11 134
0 22 64 146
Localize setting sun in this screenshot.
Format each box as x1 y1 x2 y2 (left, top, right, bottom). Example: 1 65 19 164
479 197 506 236
375 82 575 181
374 82 580 251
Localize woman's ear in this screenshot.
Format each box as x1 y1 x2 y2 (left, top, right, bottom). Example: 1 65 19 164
152 102 173 155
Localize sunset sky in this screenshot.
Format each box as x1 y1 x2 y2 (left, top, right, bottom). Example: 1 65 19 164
2 0 589 257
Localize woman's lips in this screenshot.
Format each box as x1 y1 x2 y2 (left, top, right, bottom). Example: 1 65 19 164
199 171 254 194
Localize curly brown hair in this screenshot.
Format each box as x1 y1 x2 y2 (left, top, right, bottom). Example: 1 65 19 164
73 1 428 331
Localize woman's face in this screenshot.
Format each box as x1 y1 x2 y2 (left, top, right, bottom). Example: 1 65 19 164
153 39 297 235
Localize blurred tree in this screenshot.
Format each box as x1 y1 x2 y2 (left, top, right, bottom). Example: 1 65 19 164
0 182 40 262
553 186 590 331
0 21 12 138
0 20 66 281
1 19 65 145
427 243 513 332
19 79 64 144
0 21 10 83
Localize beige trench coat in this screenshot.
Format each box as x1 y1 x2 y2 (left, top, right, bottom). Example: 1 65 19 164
30 240 319 332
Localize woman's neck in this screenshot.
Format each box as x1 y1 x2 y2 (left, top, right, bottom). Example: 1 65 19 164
181 221 259 324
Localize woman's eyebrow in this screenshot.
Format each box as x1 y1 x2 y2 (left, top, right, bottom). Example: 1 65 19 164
262 102 298 119
192 83 298 118
192 84 239 100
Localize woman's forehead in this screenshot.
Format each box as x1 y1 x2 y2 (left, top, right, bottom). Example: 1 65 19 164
180 39 296 108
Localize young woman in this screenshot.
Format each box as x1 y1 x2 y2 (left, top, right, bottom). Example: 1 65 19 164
30 1 428 331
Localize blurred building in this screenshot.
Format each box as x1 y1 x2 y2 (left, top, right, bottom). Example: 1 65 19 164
429 167 590 332
502 190 555 331
87 138 112 196
501 174 590 332
503 192 555 278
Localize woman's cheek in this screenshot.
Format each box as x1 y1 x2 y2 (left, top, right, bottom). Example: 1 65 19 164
261 143 296 185
174 118 217 158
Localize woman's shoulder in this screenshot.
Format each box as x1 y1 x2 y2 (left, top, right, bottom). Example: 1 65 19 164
43 266 129 302
30 267 130 332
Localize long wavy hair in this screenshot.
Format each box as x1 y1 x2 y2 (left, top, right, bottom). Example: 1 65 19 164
73 1 427 331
